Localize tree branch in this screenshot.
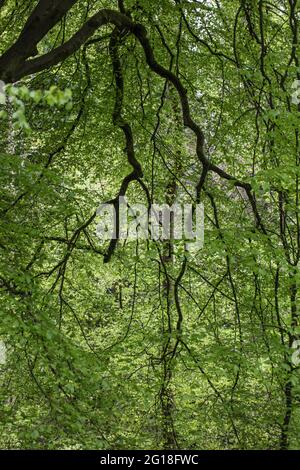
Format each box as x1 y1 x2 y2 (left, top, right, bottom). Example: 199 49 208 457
0 0 77 81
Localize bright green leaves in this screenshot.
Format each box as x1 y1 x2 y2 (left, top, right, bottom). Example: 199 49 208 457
0 83 73 132
249 165 300 193
44 86 73 110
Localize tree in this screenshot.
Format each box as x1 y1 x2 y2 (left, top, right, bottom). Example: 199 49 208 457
0 0 300 450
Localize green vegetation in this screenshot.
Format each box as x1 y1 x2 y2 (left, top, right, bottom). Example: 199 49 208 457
0 0 300 450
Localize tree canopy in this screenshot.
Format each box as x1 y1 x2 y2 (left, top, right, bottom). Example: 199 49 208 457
0 0 300 450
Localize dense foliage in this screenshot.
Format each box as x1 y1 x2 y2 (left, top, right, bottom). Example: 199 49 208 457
0 0 300 450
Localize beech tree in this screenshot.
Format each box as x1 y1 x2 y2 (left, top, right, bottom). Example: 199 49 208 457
0 0 300 450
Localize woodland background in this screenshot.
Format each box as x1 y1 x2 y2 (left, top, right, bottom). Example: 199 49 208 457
0 0 300 450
